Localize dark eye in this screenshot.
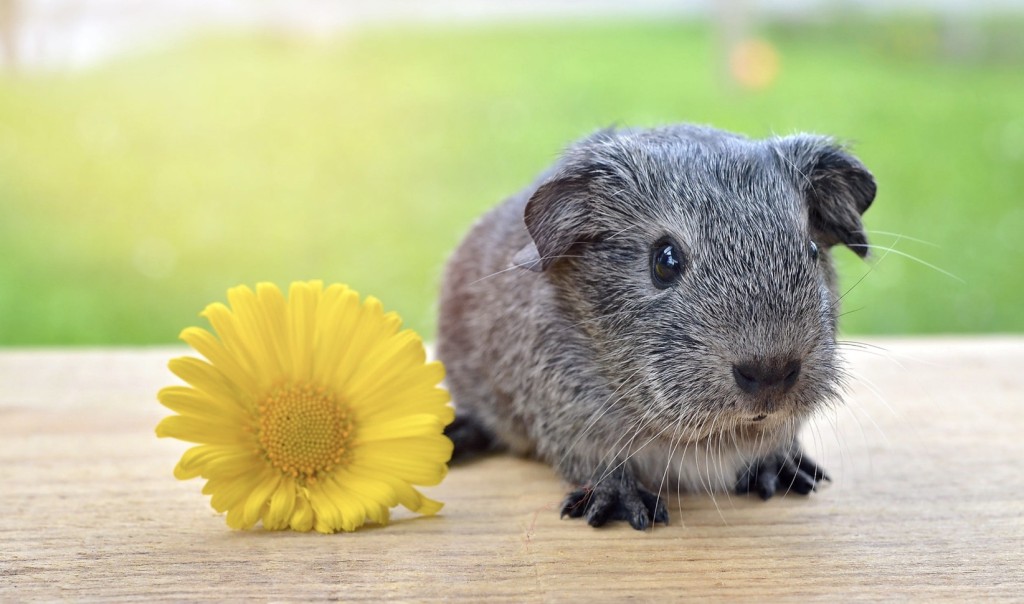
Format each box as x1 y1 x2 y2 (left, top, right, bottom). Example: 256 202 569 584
808 240 819 261
650 237 685 288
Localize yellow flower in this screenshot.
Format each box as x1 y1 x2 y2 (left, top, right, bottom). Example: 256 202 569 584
155 281 454 533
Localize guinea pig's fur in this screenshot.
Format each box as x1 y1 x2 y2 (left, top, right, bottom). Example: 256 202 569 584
437 124 875 529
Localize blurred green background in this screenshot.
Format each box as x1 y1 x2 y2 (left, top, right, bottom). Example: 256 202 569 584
1 10 1022 344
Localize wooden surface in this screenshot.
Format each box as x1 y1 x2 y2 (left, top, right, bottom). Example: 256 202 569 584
1 338 1022 600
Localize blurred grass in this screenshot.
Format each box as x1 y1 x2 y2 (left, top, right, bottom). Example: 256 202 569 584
1 17 1022 344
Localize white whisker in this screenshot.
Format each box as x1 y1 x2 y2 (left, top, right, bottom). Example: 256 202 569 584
855 243 964 284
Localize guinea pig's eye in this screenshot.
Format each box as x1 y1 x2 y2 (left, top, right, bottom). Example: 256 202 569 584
650 237 685 289
808 240 820 262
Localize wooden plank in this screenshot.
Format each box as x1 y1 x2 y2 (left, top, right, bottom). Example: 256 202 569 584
1 339 1022 600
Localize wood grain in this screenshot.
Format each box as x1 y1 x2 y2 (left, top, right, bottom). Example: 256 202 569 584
1 339 1022 600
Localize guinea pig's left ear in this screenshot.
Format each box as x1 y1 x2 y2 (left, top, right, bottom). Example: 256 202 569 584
776 135 877 258
515 170 595 272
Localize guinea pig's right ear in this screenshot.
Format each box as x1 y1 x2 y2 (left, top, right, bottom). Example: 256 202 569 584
777 135 877 259
515 174 592 272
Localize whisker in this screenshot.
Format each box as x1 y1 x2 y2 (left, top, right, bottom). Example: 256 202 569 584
844 369 898 430
852 243 964 284
703 413 728 522
655 414 688 520
560 369 647 464
836 340 909 373
467 253 585 286
833 232 905 306
596 404 662 482
597 413 678 487
863 229 940 248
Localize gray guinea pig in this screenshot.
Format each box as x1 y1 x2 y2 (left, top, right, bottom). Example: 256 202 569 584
436 124 875 529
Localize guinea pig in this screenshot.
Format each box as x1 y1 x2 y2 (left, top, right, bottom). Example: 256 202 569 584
436 124 876 529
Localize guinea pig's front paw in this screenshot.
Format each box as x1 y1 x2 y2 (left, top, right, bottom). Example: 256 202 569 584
735 449 831 501
560 477 669 530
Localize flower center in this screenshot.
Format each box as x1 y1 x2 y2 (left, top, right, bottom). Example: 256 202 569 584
257 383 354 480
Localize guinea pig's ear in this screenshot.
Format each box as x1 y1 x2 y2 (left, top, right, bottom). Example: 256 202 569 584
515 172 594 272
777 135 877 259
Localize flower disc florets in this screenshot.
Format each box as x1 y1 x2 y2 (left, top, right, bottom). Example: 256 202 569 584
257 383 354 480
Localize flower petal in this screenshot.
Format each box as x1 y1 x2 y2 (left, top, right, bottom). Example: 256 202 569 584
227 284 287 385
332 468 398 509
310 285 360 384
226 504 247 529
355 371 452 425
157 386 246 423
167 356 254 415
265 476 297 530
255 282 290 378
414 494 444 515
156 415 246 445
327 297 402 389
343 330 424 400
173 444 222 479
287 281 321 382
243 470 281 528
173 444 255 479
203 450 263 479
326 473 390 527
356 413 448 442
207 470 264 514
290 492 314 532
200 301 259 377
179 327 261 399
359 435 454 464
308 480 351 533
347 465 441 515
355 445 450 486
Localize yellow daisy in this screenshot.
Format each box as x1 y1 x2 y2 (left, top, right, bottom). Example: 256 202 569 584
155 281 454 533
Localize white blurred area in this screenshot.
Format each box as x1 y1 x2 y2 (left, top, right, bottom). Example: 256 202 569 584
0 0 1022 72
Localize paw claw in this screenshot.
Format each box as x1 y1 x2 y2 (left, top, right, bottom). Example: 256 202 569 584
561 477 669 530
737 448 828 501
640 490 670 525
560 489 589 519
757 470 778 500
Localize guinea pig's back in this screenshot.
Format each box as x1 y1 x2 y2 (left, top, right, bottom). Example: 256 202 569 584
436 186 535 434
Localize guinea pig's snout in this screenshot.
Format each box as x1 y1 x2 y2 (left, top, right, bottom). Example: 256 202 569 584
732 358 802 395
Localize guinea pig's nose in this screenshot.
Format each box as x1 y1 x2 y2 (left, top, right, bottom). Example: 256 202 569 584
732 358 802 395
